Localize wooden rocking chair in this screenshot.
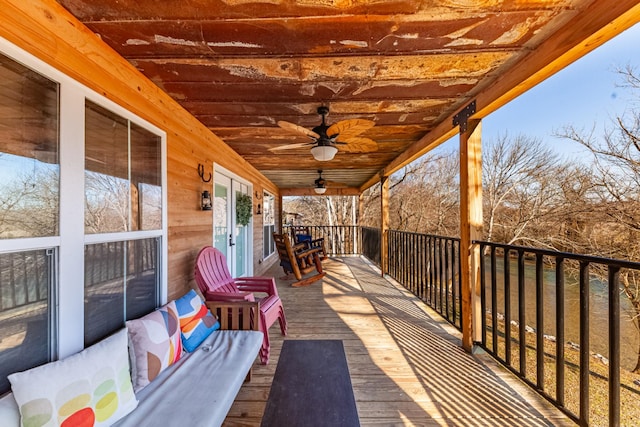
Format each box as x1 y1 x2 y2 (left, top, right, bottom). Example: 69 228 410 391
291 226 327 260
194 246 287 364
273 232 325 287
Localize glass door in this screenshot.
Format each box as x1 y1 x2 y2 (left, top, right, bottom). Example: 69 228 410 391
213 170 251 277
232 180 250 277
213 172 231 263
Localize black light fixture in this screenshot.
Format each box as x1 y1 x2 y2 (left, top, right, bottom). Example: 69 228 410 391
256 203 262 215
314 170 327 194
201 190 212 210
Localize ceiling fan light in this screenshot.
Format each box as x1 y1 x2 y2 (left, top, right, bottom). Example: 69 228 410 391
310 145 338 161
314 186 327 194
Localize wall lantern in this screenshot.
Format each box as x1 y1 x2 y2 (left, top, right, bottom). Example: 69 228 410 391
201 190 212 210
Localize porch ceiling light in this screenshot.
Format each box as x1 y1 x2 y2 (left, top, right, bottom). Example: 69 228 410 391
314 169 327 194
310 144 337 161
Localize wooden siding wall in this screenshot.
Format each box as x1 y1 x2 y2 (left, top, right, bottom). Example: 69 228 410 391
0 0 280 300
251 185 281 277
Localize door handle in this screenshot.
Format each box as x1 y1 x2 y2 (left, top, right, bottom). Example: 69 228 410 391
229 234 236 247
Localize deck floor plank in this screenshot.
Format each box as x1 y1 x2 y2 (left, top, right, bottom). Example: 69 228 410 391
223 257 573 427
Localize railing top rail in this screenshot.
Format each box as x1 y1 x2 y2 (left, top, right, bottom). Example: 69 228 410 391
283 224 364 228
389 229 461 241
475 239 640 270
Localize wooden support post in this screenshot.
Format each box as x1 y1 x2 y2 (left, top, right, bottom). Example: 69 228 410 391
277 193 283 231
380 175 389 276
459 119 483 352
356 193 364 254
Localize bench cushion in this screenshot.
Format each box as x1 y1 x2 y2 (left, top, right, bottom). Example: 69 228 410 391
112 329 263 427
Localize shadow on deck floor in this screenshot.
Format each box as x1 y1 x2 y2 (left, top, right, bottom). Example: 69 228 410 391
223 256 573 427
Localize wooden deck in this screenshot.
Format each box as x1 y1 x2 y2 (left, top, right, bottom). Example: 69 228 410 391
224 256 574 426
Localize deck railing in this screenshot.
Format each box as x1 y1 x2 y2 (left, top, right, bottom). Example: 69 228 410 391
360 226 381 265
283 225 360 255
387 230 462 330
285 224 635 426
476 241 640 426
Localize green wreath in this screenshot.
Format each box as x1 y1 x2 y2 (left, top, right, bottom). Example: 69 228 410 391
236 193 252 226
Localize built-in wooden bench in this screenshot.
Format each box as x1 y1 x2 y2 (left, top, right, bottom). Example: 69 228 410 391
0 301 262 427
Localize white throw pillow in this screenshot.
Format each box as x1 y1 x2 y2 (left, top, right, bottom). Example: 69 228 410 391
8 328 137 427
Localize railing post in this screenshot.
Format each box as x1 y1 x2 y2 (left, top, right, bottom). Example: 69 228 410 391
380 174 389 277
608 265 620 427
459 118 483 352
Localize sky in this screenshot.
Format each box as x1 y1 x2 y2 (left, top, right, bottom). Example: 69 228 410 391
435 22 640 161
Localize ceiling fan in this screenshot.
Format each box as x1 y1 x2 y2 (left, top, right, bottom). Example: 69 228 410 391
270 106 377 161
313 170 347 194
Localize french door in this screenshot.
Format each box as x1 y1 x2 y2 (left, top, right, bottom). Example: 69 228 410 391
213 169 251 277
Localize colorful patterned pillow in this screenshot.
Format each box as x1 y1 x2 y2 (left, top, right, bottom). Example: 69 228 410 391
125 300 182 392
8 328 137 427
174 290 220 352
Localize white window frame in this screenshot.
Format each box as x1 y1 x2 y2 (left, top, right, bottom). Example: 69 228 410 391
0 36 168 359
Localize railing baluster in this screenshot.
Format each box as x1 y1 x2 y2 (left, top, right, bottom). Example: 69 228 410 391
456 240 461 329
412 233 417 295
429 236 435 305
491 246 498 355
579 261 590 426
608 266 620 427
416 234 424 299
556 257 565 408
438 237 444 313
518 249 526 377
480 243 487 345
504 248 511 366
444 240 450 321
536 253 544 391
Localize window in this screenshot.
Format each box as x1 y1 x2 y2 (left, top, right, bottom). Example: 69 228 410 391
263 192 275 258
0 43 166 394
84 238 159 347
0 53 59 394
0 53 59 239
84 101 163 345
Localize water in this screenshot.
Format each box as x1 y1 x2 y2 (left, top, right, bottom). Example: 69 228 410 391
485 256 639 371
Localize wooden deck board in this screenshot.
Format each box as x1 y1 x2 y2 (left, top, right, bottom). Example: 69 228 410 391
223 257 572 426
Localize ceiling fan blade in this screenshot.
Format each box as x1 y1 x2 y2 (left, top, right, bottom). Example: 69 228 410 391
327 119 375 140
277 120 320 139
268 142 315 152
337 137 378 153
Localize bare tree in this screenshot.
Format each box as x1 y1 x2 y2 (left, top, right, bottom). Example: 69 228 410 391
283 195 356 226
0 163 58 238
359 151 460 235
558 65 640 372
482 134 561 245
85 172 130 233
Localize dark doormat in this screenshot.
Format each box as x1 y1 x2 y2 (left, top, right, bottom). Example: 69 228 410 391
260 339 360 427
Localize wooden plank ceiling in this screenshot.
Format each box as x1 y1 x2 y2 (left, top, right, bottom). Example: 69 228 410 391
57 0 639 193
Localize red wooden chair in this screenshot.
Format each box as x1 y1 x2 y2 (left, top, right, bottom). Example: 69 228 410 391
194 246 287 364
